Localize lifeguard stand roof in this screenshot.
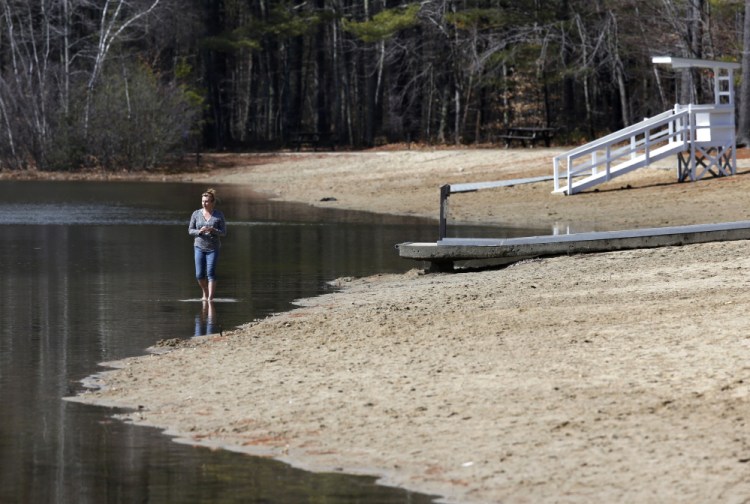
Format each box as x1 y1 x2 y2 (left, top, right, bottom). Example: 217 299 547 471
652 56 740 70
653 55 740 106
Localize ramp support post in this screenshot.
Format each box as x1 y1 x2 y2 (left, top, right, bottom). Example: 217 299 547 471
439 184 451 241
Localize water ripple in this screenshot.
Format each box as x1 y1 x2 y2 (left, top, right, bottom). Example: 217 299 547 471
0 203 187 225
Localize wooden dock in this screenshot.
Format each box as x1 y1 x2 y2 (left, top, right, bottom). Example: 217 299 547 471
398 221 750 271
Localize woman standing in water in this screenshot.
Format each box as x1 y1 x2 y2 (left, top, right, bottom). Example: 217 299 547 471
188 188 227 301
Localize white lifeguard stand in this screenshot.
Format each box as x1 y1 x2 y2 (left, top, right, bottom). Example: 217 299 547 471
552 56 741 195
652 56 741 182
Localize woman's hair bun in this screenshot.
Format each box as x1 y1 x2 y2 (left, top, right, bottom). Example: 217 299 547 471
203 188 218 202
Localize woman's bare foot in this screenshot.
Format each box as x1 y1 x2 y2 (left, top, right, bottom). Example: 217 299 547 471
198 278 209 300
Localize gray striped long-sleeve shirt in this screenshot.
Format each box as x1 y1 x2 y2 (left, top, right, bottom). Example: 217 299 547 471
188 209 227 251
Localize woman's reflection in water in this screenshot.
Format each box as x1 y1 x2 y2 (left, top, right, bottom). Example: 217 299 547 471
195 301 221 336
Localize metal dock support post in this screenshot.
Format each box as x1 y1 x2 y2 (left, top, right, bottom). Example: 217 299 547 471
439 184 451 240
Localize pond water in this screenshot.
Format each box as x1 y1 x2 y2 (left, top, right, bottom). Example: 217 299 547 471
0 180 536 503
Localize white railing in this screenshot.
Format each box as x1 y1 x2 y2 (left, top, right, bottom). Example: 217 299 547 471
553 106 692 194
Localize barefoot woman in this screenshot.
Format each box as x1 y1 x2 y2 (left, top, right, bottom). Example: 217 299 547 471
188 188 227 300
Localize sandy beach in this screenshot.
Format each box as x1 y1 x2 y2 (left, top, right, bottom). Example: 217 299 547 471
67 147 750 503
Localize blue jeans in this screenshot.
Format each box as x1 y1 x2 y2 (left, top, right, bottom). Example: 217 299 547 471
194 247 219 282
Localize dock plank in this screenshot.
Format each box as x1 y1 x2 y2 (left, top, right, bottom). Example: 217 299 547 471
398 221 750 264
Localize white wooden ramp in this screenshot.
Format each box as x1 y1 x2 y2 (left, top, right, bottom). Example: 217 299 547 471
558 141 686 195
397 221 750 270
552 108 690 195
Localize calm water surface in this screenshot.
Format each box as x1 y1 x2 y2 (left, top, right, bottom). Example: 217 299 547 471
0 180 534 504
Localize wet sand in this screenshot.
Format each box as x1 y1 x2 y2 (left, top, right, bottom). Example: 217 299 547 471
67 148 750 503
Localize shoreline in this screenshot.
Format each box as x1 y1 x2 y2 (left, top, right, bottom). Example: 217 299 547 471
63 148 750 503
6 148 750 229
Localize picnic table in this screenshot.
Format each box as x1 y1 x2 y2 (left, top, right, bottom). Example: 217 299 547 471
290 132 337 151
498 126 556 148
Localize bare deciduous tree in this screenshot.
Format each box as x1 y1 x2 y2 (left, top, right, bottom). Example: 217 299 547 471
0 0 200 170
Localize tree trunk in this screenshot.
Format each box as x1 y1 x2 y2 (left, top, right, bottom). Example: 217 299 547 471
738 0 750 146
83 0 163 137
315 0 328 134
454 86 460 145
62 0 70 115
609 11 630 126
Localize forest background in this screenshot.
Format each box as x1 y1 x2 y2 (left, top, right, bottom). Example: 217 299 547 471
1 0 749 172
